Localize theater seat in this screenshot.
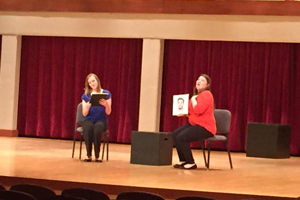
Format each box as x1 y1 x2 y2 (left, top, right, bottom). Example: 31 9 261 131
10 184 56 200
62 188 110 200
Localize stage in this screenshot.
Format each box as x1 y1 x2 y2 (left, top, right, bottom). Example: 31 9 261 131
0 137 299 200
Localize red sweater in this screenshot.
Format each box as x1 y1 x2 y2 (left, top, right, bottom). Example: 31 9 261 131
188 90 216 135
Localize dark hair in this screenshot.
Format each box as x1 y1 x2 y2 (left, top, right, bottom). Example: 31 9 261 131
193 74 211 95
177 97 184 103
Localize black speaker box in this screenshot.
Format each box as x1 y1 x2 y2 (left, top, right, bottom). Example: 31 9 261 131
246 123 291 158
130 131 173 165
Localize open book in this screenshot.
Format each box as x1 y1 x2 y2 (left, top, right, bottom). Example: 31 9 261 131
172 94 189 116
90 93 109 106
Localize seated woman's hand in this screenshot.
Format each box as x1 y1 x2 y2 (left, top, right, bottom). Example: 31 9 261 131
86 102 92 109
191 95 198 108
99 99 108 107
177 114 188 117
191 95 198 101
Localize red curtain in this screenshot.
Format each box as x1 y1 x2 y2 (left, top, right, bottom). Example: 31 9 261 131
17 36 142 143
160 40 300 156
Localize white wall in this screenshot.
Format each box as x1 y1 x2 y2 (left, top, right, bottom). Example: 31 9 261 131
1 12 300 42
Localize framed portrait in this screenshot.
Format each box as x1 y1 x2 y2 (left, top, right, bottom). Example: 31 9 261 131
172 94 189 116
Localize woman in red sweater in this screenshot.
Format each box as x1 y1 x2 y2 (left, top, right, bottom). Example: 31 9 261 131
172 74 216 170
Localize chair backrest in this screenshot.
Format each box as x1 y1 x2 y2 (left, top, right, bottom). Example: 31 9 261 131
116 191 164 200
214 109 231 133
10 184 56 200
41 195 85 200
0 190 36 200
76 103 84 124
175 196 216 200
0 185 5 190
62 188 110 200
175 196 215 200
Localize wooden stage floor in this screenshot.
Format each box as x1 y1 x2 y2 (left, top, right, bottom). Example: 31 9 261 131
0 137 299 200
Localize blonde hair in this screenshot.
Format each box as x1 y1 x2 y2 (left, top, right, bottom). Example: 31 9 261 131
84 73 102 95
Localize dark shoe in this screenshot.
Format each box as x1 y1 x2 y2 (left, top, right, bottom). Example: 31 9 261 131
95 159 102 163
183 164 197 170
173 162 187 169
83 158 92 162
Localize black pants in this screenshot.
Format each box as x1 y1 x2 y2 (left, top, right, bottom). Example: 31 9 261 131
82 120 107 158
172 123 213 164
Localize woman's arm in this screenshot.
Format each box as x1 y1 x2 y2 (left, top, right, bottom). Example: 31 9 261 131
100 98 112 115
82 99 91 117
193 91 213 115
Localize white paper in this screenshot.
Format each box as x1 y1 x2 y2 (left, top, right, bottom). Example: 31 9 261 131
172 94 189 116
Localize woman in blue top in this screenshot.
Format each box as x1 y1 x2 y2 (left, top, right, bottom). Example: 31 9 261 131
81 73 112 162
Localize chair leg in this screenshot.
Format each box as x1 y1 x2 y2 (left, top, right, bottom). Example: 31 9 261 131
72 131 76 158
226 140 233 169
207 141 211 169
102 133 106 161
106 135 109 161
200 140 208 169
79 134 83 160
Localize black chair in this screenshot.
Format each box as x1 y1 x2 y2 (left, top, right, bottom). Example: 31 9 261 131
71 103 109 160
41 195 85 200
0 190 36 200
10 184 56 200
116 191 164 200
201 109 233 169
175 196 216 200
61 188 110 200
0 185 5 190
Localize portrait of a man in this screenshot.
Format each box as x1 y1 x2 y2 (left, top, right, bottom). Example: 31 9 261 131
172 94 189 116
177 97 184 112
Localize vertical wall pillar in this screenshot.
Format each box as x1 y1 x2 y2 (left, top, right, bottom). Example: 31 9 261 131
138 39 164 132
0 35 22 137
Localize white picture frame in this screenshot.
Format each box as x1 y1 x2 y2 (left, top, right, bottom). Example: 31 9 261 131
172 94 189 116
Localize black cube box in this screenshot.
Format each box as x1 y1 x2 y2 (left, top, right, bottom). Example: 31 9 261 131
246 123 291 158
130 131 173 165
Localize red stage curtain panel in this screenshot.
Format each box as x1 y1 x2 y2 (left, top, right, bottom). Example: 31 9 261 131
161 40 300 156
17 36 142 143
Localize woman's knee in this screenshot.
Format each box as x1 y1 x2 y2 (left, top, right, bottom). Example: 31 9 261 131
176 133 187 142
172 130 181 141
82 121 94 132
83 126 93 135
172 124 190 138
94 121 107 133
